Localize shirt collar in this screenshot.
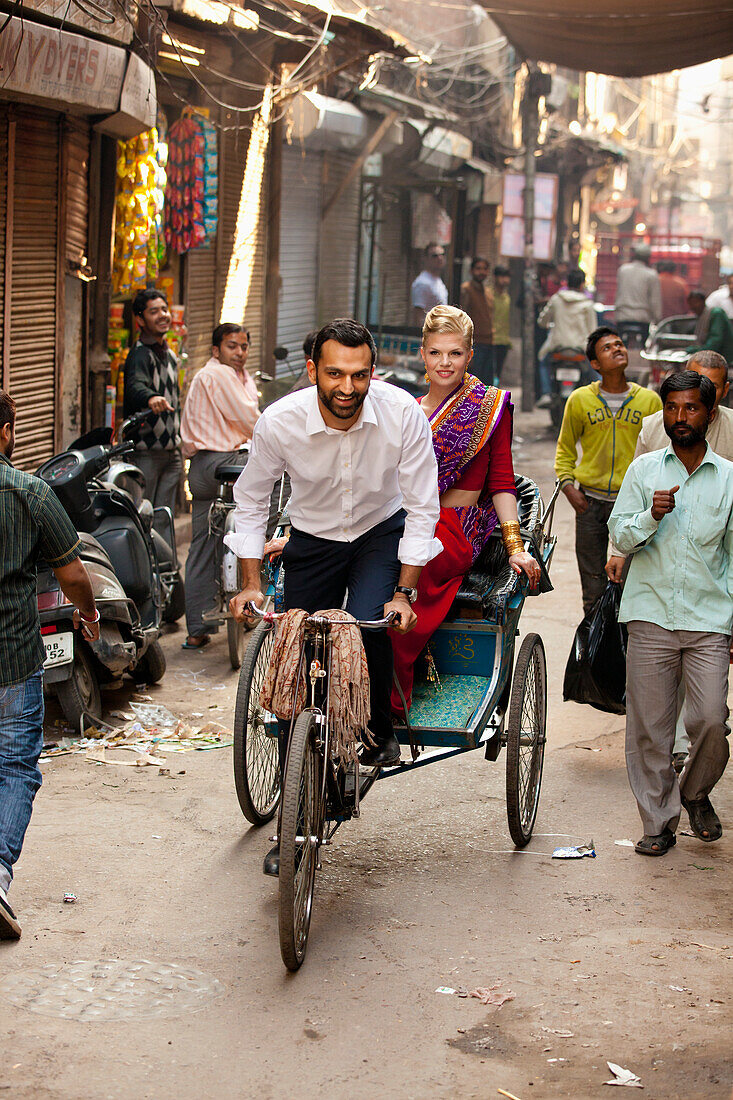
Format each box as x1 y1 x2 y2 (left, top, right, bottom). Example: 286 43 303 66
139 332 168 351
0 452 11 468
204 356 250 382
663 441 717 470
304 384 378 436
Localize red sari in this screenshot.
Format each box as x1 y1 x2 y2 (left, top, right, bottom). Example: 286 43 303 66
391 376 515 714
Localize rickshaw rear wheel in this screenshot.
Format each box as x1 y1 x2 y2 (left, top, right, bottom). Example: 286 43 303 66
233 622 280 825
279 710 322 971
506 633 547 848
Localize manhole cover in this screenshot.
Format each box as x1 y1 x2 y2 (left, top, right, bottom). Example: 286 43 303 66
1 959 225 1021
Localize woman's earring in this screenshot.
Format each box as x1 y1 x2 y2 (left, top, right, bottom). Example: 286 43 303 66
424 372 429 384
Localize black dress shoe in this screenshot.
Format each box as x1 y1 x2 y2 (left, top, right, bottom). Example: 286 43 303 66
361 732 401 768
263 844 280 877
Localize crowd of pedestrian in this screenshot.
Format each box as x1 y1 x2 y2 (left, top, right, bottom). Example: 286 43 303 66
1 245 731 941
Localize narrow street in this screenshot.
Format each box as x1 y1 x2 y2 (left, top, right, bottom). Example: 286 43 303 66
1 403 730 1100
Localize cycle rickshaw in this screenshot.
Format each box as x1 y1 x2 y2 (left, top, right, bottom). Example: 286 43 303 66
232 475 559 970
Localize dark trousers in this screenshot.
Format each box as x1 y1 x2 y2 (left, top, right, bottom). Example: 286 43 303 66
491 344 509 385
471 343 493 386
575 496 614 615
281 511 405 741
133 448 182 514
186 449 246 638
185 452 287 638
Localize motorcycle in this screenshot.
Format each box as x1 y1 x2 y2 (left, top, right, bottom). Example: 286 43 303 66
35 412 182 728
548 346 589 430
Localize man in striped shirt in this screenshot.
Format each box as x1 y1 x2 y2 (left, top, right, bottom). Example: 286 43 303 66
180 323 260 648
0 391 98 940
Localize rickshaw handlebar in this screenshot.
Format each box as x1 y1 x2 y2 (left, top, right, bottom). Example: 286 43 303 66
245 602 398 630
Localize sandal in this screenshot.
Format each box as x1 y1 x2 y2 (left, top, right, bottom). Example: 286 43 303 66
681 795 722 842
181 636 210 651
635 829 676 856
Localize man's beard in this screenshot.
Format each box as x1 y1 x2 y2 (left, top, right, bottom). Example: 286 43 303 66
665 422 708 448
317 383 366 420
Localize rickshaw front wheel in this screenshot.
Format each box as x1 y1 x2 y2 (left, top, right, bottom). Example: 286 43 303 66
506 633 547 848
279 710 322 971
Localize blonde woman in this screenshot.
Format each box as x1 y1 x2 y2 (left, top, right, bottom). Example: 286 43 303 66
391 305 540 713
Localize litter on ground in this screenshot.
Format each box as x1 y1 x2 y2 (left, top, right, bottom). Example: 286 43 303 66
552 841 596 859
469 983 515 1009
40 710 233 766
604 1062 643 1088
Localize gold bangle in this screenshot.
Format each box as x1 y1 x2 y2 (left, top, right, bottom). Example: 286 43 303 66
501 520 523 556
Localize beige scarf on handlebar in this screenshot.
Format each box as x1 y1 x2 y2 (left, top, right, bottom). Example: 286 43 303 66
259 608 373 764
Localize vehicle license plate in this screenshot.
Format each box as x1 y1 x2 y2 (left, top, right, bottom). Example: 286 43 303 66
43 632 74 668
555 367 581 382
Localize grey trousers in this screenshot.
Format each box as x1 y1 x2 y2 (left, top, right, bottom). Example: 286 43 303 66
184 452 287 638
575 496 614 615
625 621 730 836
133 449 183 514
185 450 247 638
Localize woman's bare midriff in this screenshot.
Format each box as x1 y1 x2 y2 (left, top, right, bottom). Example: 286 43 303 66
440 488 481 508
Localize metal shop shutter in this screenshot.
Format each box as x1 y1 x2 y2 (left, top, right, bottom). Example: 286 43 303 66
6 111 60 471
0 108 7 375
318 151 360 325
64 118 90 268
277 145 322 377
378 190 411 327
217 127 269 379
185 243 217 371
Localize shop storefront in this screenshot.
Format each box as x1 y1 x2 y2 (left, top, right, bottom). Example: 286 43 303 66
0 14 155 468
274 93 371 379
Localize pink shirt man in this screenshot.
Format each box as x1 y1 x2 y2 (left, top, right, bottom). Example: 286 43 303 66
181 357 260 457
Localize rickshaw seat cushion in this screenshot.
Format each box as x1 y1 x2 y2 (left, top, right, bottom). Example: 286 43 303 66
454 476 544 623
215 462 247 483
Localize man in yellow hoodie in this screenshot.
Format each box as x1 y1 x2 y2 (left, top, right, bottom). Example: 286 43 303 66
555 327 662 613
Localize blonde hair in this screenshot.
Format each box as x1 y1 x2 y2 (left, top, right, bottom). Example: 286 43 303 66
422 304 473 349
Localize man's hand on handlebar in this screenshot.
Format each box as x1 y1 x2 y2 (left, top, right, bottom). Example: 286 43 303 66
384 594 416 635
148 395 174 415
230 588 264 624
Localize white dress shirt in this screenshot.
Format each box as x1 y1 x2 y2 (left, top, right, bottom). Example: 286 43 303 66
411 270 448 312
224 380 441 566
705 286 733 321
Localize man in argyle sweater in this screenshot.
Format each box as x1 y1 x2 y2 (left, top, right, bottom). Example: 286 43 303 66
123 289 182 515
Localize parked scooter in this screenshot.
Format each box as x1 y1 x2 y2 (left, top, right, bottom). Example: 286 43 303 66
548 346 589 430
35 412 181 728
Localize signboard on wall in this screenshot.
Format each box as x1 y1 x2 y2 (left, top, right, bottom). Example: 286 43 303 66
0 16 127 112
23 0 133 43
500 172 558 260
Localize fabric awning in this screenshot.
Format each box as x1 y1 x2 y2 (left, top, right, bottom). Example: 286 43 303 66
481 1 733 78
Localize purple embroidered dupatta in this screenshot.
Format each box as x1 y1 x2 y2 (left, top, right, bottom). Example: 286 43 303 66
426 375 512 561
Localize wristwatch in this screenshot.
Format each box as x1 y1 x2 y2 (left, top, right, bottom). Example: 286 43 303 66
394 585 418 605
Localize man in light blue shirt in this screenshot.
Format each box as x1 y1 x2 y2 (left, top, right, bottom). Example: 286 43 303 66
609 370 732 856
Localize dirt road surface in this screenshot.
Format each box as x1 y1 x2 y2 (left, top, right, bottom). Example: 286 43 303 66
1 405 730 1100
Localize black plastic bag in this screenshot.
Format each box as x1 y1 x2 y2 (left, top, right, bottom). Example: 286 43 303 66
563 582 628 714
